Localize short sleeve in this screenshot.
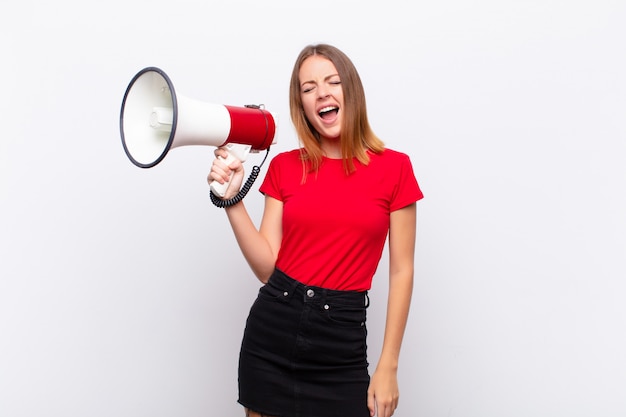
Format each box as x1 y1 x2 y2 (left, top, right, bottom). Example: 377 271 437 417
259 156 282 201
389 152 424 212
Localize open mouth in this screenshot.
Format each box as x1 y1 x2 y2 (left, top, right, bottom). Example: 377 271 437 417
318 106 339 120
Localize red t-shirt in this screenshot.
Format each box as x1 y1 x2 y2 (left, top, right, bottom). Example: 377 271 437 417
259 148 423 291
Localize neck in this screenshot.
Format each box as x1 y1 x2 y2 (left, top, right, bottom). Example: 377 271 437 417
321 138 342 159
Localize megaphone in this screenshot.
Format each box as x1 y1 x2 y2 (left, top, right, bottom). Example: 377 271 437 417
119 66 277 198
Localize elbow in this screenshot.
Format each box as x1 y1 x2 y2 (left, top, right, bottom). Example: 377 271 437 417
254 264 276 284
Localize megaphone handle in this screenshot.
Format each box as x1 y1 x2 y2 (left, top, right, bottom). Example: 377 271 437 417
209 148 272 209
210 143 252 198
210 152 237 198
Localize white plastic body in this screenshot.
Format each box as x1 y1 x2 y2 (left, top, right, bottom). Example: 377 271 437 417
209 143 252 197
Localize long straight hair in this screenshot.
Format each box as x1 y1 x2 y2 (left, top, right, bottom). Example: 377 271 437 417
289 44 385 178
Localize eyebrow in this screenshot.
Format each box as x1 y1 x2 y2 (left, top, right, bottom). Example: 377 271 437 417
300 73 340 87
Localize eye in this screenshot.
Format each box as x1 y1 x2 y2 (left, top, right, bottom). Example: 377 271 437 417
329 76 341 85
301 82 316 93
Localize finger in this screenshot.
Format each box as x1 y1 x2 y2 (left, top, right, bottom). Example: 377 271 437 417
383 402 394 417
379 398 398 417
214 147 228 158
217 157 238 177
208 163 231 183
208 171 223 185
390 398 399 417
227 158 244 172
367 391 376 416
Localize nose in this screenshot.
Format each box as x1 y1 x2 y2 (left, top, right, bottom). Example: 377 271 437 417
317 85 330 99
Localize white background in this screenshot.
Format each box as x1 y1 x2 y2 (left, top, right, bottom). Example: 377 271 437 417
1 1 625 416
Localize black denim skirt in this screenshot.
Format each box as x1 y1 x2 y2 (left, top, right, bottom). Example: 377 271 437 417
238 268 371 417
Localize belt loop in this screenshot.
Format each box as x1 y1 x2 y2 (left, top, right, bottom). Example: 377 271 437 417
364 292 370 308
289 277 299 296
286 278 298 302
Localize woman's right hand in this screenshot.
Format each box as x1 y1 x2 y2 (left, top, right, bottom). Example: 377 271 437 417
207 147 245 200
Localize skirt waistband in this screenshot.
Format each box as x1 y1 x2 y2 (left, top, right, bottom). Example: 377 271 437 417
269 268 370 308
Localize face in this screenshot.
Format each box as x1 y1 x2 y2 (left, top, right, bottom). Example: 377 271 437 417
298 55 344 141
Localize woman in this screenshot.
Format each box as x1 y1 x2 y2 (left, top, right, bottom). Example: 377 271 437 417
209 44 423 417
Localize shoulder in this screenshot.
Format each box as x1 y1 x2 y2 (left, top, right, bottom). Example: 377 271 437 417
278 149 303 158
380 148 410 159
369 148 413 165
368 148 420 189
265 149 304 175
270 149 302 164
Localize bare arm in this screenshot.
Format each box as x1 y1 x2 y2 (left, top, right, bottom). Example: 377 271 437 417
208 148 282 283
224 195 282 282
367 203 416 417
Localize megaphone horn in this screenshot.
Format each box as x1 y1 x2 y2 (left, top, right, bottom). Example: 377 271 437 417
119 67 278 198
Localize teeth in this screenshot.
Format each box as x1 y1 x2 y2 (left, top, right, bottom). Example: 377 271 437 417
319 106 337 113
